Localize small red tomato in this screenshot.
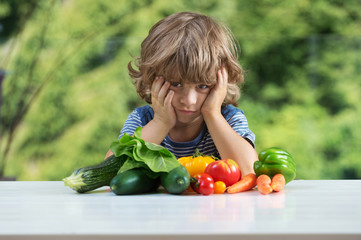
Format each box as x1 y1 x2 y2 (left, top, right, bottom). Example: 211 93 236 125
205 159 241 187
190 173 214 195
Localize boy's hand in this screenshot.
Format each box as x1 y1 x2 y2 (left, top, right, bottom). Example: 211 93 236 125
201 66 228 118
151 76 176 129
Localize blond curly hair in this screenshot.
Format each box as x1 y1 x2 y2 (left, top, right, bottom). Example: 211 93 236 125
128 12 244 106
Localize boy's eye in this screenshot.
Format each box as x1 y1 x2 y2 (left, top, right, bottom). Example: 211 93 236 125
197 84 210 89
170 82 182 87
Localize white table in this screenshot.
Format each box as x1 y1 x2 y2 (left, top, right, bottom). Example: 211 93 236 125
0 180 360 240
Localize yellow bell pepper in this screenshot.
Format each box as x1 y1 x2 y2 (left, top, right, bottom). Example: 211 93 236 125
178 150 215 177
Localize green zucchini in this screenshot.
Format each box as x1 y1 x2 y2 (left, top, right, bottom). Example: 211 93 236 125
110 168 160 195
160 165 190 194
63 155 125 193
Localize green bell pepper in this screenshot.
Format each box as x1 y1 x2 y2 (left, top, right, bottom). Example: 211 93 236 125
254 147 296 184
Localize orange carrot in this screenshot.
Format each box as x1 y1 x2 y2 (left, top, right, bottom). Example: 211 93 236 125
256 174 271 185
227 173 257 194
271 174 286 192
256 174 273 195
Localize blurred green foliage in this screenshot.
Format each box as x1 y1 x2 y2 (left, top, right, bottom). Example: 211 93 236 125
1 0 360 180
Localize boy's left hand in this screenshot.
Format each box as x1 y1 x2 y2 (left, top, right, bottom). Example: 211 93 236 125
201 66 228 117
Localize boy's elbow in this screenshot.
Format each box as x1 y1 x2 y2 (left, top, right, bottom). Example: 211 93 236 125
104 149 114 160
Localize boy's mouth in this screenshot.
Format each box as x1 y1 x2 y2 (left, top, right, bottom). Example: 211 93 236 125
177 109 196 115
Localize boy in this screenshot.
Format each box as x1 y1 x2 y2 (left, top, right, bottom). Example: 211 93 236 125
106 12 257 176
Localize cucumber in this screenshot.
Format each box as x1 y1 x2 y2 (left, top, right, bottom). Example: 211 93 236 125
63 155 125 193
110 168 160 195
160 165 190 194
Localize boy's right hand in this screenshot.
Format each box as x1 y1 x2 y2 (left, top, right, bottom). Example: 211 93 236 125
151 76 176 130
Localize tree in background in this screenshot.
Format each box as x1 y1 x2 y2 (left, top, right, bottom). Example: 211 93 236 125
0 0 40 178
1 0 360 180
227 0 361 179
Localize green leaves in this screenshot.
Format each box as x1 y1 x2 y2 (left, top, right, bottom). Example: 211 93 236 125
109 127 180 178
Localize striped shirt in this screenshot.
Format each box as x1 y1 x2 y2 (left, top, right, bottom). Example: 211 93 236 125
119 104 255 159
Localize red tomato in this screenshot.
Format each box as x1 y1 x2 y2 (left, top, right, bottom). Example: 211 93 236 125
205 159 241 187
190 173 214 195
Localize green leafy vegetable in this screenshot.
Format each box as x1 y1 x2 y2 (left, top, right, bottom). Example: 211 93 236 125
109 127 180 177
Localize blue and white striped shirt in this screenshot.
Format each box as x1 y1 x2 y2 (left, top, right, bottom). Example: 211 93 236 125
119 104 255 159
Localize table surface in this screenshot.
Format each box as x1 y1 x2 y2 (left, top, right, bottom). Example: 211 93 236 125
1 180 361 240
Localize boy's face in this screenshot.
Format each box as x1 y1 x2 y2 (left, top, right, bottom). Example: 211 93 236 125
169 81 213 124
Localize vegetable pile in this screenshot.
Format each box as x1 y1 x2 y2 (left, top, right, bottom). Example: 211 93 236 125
63 130 296 196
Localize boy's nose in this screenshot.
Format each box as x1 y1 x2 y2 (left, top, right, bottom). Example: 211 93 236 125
180 88 197 106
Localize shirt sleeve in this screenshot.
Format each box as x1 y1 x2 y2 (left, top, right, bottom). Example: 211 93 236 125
118 109 143 139
227 109 256 148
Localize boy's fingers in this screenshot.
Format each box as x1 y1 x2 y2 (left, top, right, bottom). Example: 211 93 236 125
218 67 228 84
158 80 170 105
164 90 174 106
222 66 228 83
151 76 163 95
215 69 223 89
215 67 228 93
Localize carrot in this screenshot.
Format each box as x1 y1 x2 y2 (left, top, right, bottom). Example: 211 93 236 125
256 174 273 195
256 174 271 185
271 174 286 192
227 173 257 194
